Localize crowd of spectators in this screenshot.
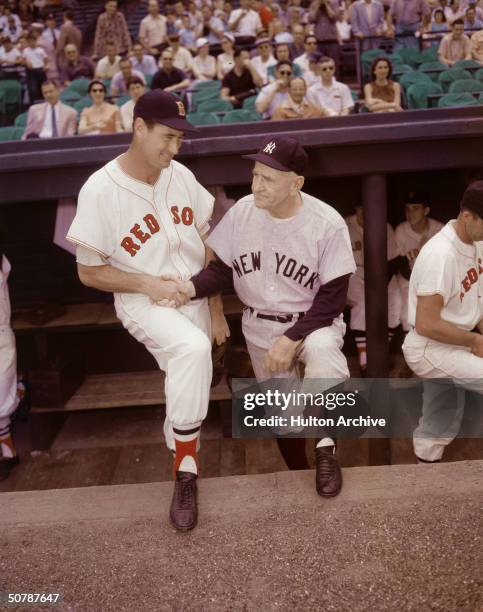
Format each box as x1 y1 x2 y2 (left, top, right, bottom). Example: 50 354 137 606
1 0 483 140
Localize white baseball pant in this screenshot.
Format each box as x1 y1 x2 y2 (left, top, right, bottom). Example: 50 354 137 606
397 275 410 332
403 330 483 461
243 310 349 434
114 294 212 451
347 274 402 330
0 325 19 431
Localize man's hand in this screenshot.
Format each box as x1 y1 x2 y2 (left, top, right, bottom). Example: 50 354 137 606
211 311 230 345
264 335 302 375
470 333 483 358
145 275 192 306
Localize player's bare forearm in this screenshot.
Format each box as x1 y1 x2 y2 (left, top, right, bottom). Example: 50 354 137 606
77 263 189 304
415 294 479 350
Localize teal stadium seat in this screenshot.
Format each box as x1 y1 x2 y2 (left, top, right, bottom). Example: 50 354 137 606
221 109 262 123
14 111 28 127
406 81 443 109
475 68 483 82
452 59 482 71
68 78 90 96
242 95 257 110
0 126 24 141
196 98 233 112
448 79 483 94
399 71 432 91
418 61 447 82
437 92 479 107
438 68 471 92
186 111 221 125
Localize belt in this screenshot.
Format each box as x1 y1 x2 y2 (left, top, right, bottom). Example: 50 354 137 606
248 307 305 324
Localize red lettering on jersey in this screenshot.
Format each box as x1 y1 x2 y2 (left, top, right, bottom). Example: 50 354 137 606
144 214 160 234
181 206 193 226
460 265 480 300
468 267 478 284
171 206 181 224
131 223 151 244
121 237 141 257
462 276 472 292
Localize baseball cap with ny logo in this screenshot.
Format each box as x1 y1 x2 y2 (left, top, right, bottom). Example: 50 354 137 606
244 136 308 174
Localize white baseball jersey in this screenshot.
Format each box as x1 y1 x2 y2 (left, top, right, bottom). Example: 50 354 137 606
0 255 19 426
345 214 399 281
407 221 483 330
0 255 12 326
67 156 214 282
206 192 356 314
395 218 443 271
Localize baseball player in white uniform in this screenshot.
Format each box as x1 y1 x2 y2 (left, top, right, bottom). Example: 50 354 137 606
179 136 357 497
403 181 483 462
67 90 228 532
395 192 443 332
345 205 402 373
0 250 21 481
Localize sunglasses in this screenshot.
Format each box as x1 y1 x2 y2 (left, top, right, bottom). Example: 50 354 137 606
279 70 292 75
321 66 335 71
91 88 105 92
307 41 317 45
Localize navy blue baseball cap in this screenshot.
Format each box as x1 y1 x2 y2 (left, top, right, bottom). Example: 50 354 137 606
405 190 430 206
133 90 198 132
243 136 308 174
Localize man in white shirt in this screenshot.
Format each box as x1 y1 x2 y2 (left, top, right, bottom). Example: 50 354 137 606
293 34 319 74
22 32 49 103
130 41 157 76
307 56 354 116
95 40 122 79
251 37 277 84
111 57 146 96
120 76 146 130
255 60 292 118
229 0 263 40
139 0 167 56
23 79 78 139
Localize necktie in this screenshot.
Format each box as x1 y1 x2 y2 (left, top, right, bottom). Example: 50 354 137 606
51 28 57 48
51 105 58 138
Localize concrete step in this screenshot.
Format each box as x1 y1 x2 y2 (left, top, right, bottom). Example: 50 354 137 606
1 461 481 610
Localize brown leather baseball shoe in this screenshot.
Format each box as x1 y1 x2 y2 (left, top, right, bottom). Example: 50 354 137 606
169 471 198 531
315 446 342 497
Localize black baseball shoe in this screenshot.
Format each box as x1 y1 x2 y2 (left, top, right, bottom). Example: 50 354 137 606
169 471 198 531
0 456 20 482
315 445 342 497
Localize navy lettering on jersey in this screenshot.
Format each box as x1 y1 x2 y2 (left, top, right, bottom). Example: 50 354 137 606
233 251 262 278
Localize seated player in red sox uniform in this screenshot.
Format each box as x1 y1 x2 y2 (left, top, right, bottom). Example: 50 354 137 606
0 249 22 481
179 136 357 497
67 90 230 532
403 181 483 462
395 191 443 334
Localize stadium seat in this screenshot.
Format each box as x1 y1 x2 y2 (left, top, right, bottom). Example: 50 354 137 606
145 74 153 88
196 98 233 113
192 79 222 91
186 111 221 125
418 61 447 82
60 88 82 106
417 47 439 63
0 126 24 141
14 111 28 127
391 48 422 68
221 109 262 123
399 71 432 91
242 95 257 110
475 68 483 82
438 68 471 92
437 92 480 107
448 79 483 94
191 88 222 111
406 81 443 109
0 80 22 120
452 59 482 71
115 94 130 107
392 64 414 81
68 78 90 96
73 95 92 114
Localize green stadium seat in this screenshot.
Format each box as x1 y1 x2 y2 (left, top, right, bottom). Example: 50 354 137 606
192 79 222 91
448 79 483 94
418 61 447 82
196 98 233 112
399 71 432 91
14 111 28 127
145 74 153 88
60 88 82 106
115 94 130 107
475 68 483 82
68 78 90 96
191 87 222 111
0 126 24 141
186 111 221 125
242 95 257 110
221 109 263 123
452 59 482 70
73 95 92 114
437 92 480 107
406 81 443 109
0 80 22 120
417 47 439 63
392 64 414 81
391 48 422 68
438 68 471 92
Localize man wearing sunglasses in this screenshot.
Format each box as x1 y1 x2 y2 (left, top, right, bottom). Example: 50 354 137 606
307 56 354 116
255 59 292 118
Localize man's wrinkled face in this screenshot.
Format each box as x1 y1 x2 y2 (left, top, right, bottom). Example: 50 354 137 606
252 162 299 211
289 78 306 104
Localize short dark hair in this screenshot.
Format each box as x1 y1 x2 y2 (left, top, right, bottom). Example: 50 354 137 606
233 47 246 59
88 79 107 94
433 8 446 20
41 79 58 89
304 35 317 43
276 60 292 71
370 56 393 80
289 76 306 87
127 76 144 88
453 18 464 26
120 57 131 66
64 9 74 20
319 55 333 65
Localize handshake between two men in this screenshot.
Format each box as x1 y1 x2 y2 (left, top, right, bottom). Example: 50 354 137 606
146 275 196 309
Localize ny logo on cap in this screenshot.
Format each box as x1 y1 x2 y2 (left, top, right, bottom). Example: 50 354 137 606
176 101 186 117
263 141 276 155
